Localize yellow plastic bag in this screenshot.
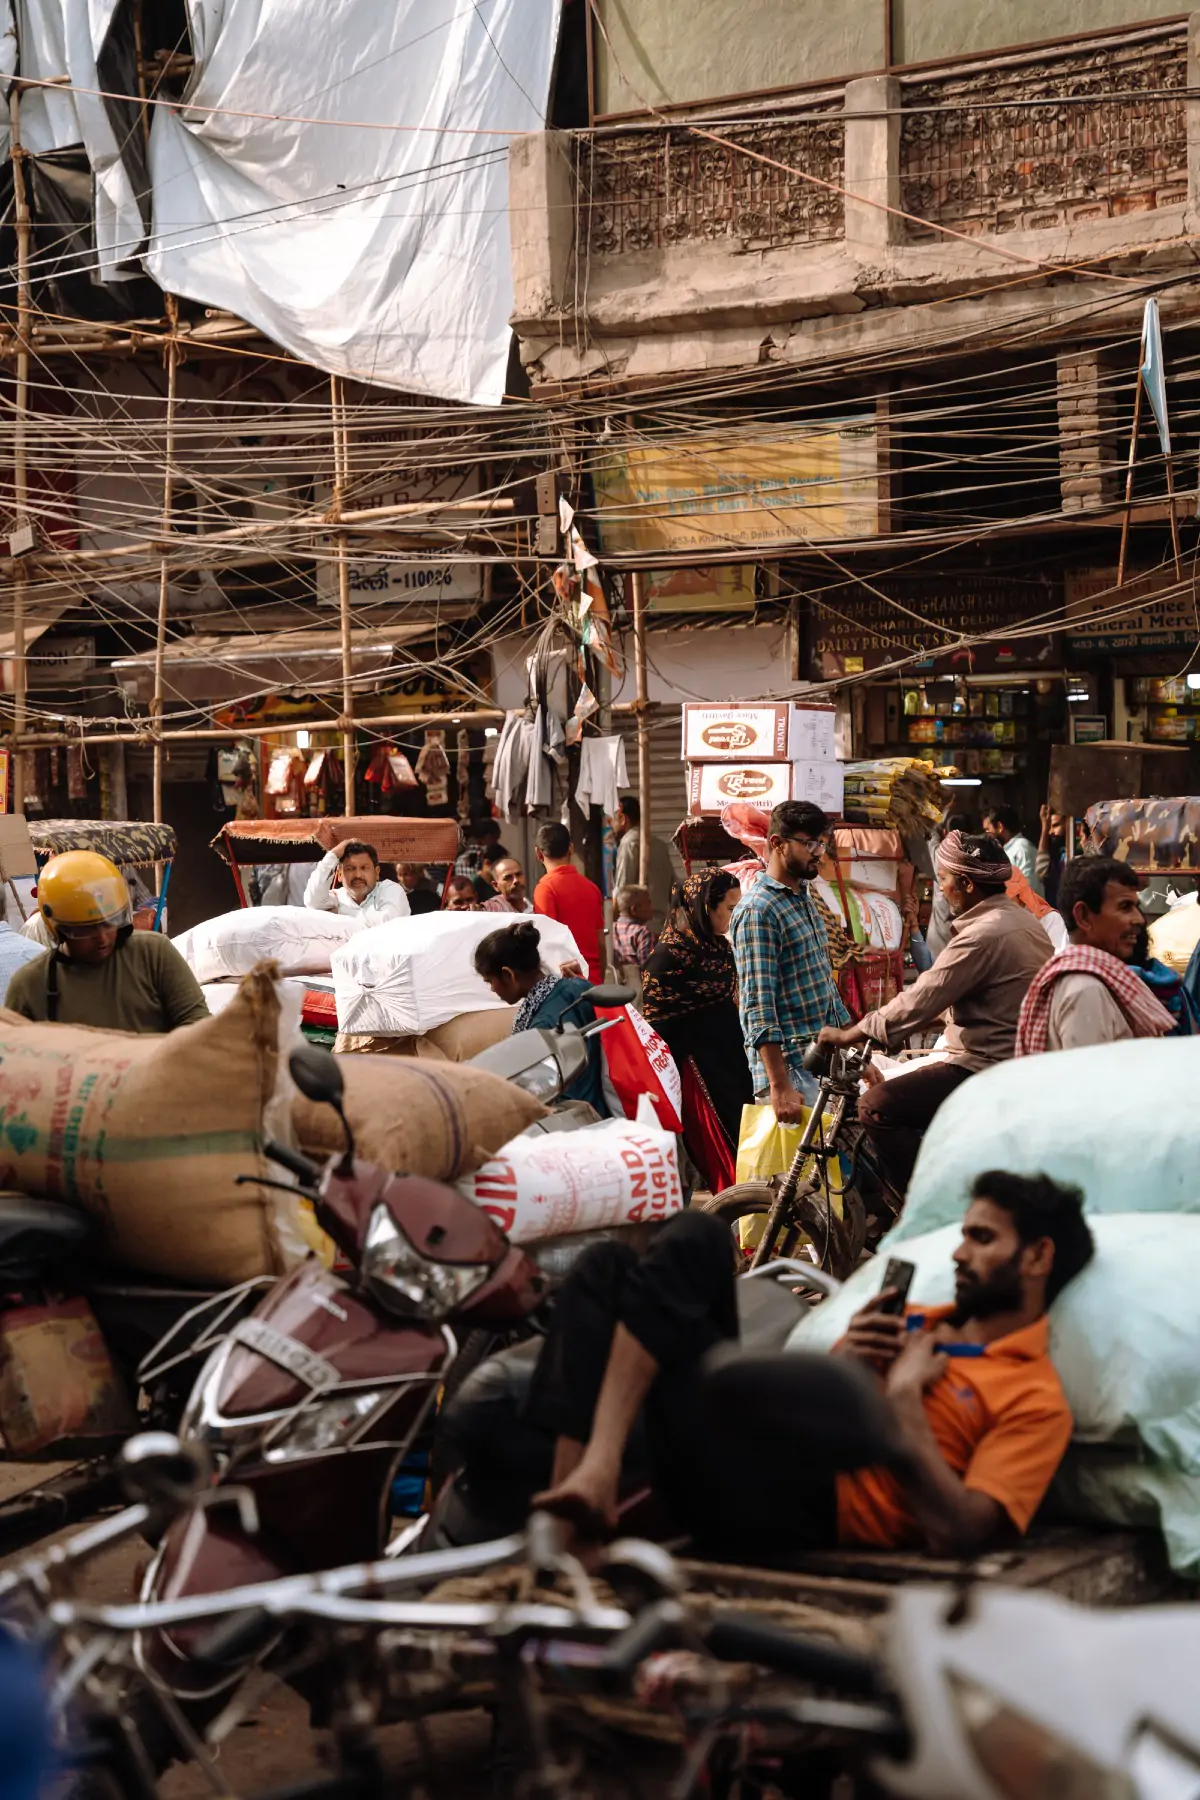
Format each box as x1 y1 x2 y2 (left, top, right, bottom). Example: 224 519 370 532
733 1102 846 1251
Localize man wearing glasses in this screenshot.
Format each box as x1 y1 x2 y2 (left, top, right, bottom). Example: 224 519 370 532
729 800 849 1123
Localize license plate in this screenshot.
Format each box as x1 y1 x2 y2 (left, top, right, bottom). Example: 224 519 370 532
231 1318 340 1392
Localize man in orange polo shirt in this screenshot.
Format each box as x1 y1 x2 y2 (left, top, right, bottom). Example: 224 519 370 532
532 821 605 985
527 1171 1093 1559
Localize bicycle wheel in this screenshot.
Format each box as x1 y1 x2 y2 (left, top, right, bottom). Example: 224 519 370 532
700 1174 867 1280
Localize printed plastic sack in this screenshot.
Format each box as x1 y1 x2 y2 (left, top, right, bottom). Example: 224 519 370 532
0 1297 135 1455
596 1004 683 1132
733 1101 846 1250
175 906 357 981
785 1213 1200 1576
458 1117 683 1245
899 1035 1200 1243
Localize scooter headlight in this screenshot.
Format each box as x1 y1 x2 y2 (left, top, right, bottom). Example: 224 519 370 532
949 1671 1136 1800
361 1203 491 1321
264 1390 385 1461
509 1054 566 1102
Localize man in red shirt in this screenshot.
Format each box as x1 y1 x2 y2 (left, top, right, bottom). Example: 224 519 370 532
532 822 605 984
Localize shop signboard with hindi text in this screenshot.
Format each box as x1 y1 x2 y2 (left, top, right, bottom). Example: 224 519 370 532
593 422 878 556
1065 566 1199 652
314 460 484 607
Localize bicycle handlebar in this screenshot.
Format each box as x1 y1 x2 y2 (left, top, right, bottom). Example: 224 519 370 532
704 1612 881 1696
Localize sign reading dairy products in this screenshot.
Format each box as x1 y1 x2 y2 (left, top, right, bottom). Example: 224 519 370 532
687 760 844 817
681 703 836 763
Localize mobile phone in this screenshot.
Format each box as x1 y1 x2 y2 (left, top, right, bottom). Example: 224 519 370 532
877 1257 916 1315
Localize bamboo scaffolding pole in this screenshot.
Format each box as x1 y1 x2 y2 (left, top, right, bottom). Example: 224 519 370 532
0 497 516 579
330 375 356 811
9 88 31 812
631 571 651 886
5 701 648 751
151 306 180 825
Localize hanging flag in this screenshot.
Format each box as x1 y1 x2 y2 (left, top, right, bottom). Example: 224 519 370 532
1140 297 1171 456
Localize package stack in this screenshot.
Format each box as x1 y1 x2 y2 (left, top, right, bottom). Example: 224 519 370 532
840 757 951 836
682 703 842 819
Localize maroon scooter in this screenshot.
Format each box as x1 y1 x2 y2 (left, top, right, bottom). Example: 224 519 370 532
137 1041 547 1703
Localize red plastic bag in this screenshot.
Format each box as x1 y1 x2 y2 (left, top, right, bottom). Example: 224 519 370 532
596 1005 683 1133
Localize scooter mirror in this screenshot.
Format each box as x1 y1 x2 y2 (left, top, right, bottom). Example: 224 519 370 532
289 1043 345 1108
581 984 637 1009
701 1351 906 1473
119 1431 213 1507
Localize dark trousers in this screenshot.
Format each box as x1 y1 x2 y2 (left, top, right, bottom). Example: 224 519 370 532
857 1058 975 1197
525 1210 836 1557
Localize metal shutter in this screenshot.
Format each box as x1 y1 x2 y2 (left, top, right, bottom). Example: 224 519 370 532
617 710 687 878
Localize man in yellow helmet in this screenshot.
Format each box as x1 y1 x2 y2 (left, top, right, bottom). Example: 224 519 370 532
4 852 209 1033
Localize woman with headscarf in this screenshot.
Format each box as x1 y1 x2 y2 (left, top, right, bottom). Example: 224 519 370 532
641 871 753 1188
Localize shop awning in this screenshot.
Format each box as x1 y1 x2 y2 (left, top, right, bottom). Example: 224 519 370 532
213 816 461 867
112 623 436 704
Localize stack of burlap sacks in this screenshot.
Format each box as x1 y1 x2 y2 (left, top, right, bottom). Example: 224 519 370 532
0 962 545 1286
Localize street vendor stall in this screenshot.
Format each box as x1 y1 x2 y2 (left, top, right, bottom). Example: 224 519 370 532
207 816 463 1047
26 819 178 931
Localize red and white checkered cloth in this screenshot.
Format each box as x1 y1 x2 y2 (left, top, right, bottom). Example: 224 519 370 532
1014 945 1175 1057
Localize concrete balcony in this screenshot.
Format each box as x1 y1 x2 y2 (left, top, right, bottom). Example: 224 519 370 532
510 19 1200 389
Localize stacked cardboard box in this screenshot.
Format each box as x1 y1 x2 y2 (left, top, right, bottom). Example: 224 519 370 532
682 703 843 817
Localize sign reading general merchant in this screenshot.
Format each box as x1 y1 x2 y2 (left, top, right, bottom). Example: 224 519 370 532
1065 567 1200 651
592 421 878 555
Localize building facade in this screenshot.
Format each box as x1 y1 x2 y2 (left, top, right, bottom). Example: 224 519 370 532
510 4 1200 832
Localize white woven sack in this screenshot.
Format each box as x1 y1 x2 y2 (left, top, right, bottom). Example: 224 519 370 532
174 907 359 982
332 910 584 1037
458 1116 683 1244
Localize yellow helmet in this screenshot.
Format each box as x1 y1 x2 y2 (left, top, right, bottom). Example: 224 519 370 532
37 851 132 943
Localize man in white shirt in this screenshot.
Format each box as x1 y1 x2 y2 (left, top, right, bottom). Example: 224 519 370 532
303 839 409 927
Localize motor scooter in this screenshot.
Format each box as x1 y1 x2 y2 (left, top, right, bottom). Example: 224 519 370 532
139 996 634 1706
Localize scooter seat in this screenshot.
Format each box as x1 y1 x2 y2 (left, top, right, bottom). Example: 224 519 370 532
0 1192 98 1281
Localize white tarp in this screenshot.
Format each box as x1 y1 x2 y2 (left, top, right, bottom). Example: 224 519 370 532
145 0 560 402
18 0 146 276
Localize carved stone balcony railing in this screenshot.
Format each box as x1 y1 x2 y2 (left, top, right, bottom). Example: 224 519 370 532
574 110 846 259
899 28 1187 239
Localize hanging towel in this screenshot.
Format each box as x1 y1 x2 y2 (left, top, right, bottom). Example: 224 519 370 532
575 735 630 819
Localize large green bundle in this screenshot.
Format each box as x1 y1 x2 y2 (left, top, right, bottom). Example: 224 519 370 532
841 758 949 834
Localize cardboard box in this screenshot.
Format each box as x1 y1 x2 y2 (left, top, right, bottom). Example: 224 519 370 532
0 812 36 880
681 702 836 763
687 760 844 817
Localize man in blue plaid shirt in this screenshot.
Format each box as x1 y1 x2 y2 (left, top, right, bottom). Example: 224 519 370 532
729 799 849 1122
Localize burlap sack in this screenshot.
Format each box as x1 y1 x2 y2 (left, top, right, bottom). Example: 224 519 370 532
414 1008 516 1064
0 967 288 1284
292 1056 545 1182
0 1297 136 1455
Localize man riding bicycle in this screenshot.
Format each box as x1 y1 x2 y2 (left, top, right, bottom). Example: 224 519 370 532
817 831 1051 1196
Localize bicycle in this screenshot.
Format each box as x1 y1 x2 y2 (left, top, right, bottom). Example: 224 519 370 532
700 1039 906 1279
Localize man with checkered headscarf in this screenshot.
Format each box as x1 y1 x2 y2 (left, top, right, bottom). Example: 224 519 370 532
816 831 1053 1198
